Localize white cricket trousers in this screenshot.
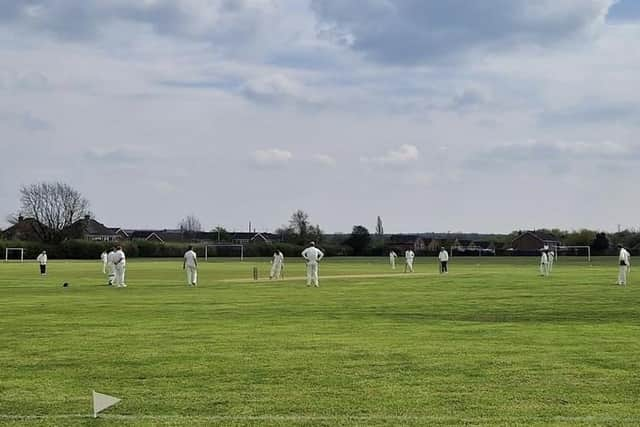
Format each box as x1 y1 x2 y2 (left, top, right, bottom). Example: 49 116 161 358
618 265 628 285
307 262 319 287
186 266 198 285
390 258 396 269
548 260 554 272
406 260 414 272
540 263 549 276
107 264 116 285
270 262 282 279
115 264 126 287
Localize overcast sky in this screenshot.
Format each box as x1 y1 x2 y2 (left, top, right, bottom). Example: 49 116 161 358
1 0 639 234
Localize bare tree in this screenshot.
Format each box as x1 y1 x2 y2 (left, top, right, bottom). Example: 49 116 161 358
289 210 310 238
179 215 203 233
18 182 90 242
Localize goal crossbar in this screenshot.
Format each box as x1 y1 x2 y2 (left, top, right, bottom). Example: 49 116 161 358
553 245 591 262
204 244 244 261
5 248 25 263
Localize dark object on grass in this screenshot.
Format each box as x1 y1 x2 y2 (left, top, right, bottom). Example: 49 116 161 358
63 282 69 287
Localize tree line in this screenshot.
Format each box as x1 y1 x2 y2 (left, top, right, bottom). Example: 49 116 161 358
3 181 639 256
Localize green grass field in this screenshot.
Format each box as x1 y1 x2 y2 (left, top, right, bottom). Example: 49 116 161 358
0 256 638 426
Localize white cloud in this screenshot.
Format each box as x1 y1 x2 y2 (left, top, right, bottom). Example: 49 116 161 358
361 144 419 167
312 153 337 167
240 74 320 106
251 148 293 168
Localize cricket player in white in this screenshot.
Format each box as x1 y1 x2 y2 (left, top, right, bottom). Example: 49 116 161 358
438 247 449 274
389 251 397 269
106 247 116 286
540 249 549 277
183 245 198 286
617 244 631 286
100 250 108 274
113 246 127 288
302 242 324 287
404 249 415 273
36 251 47 276
548 250 555 273
270 250 284 280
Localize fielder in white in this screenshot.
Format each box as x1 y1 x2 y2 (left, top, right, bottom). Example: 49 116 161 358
100 250 108 274
548 250 555 273
106 247 116 286
389 251 398 269
438 247 449 274
302 242 324 287
183 245 198 286
112 246 127 288
36 250 47 276
617 244 631 286
404 249 415 273
540 249 549 277
270 250 284 280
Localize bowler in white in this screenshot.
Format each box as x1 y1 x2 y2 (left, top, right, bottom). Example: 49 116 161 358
270 250 284 280
404 249 415 273
183 246 198 286
302 242 324 287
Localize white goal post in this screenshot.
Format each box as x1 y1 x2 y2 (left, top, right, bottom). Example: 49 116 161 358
5 248 25 263
553 245 591 262
204 244 244 261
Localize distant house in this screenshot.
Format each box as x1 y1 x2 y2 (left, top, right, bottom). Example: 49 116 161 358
2 216 43 241
510 231 561 252
230 232 279 244
72 215 120 241
388 234 426 251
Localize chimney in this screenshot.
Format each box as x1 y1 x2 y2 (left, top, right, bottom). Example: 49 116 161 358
18 215 24 222
84 214 91 221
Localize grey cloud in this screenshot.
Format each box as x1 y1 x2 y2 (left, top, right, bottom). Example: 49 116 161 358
0 111 51 131
83 147 145 165
538 102 640 127
468 140 640 175
311 0 614 64
0 0 276 46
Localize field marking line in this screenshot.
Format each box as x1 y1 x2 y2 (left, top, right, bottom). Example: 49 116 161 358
219 271 442 283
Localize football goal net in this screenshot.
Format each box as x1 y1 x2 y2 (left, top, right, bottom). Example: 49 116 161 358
5 247 25 262
554 245 591 262
204 244 244 261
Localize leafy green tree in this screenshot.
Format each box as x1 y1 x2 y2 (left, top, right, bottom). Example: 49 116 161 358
590 232 610 254
345 225 371 255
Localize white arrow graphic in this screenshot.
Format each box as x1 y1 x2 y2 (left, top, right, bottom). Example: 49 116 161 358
92 390 121 418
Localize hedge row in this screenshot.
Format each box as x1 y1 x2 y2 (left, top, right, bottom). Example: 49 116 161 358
1 239 631 260
0 240 353 260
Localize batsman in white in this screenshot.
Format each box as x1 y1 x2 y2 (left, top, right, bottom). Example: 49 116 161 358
617 244 631 286
539 248 549 277
548 250 555 272
302 242 324 287
36 250 47 276
404 249 415 273
112 245 127 288
270 250 284 280
438 247 449 274
100 250 108 274
183 245 198 286
389 250 397 269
